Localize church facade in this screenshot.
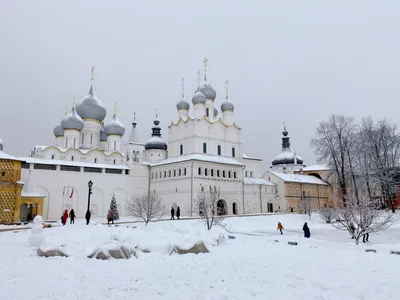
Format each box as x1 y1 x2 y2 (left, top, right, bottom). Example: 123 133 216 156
3 61 330 221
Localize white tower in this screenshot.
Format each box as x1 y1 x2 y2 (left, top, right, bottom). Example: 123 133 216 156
176 78 190 120
60 103 84 149
221 80 234 125
144 110 167 163
104 104 125 152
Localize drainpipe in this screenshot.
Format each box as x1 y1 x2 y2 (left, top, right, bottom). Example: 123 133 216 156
259 184 262 213
190 160 194 216
147 165 151 198
242 166 245 214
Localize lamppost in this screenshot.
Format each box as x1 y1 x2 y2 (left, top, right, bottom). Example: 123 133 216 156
86 180 93 225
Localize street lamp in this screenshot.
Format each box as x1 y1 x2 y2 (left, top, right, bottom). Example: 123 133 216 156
86 180 93 225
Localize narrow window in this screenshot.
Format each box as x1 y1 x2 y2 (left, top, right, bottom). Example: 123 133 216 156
2 171 5 176
184 168 187 176
223 170 226 178
176 188 178 192
65 137 68 147
180 144 183 155
205 168 208 176
159 171 162 178
203 143 207 154
245 171 248 177
164 171 166 178
73 138 76 148
234 171 237 179
228 171 231 178
218 145 221 156
211 169 214 176
169 170 171 177
174 170 176 177
206 108 209 117
90 134 93 145
198 167 202 175
71 156 74 161
94 158 97 163
217 170 220 177
155 172 158 179
179 169 182 176
51 154 55 160
82 133 84 144
114 141 116 151
232 147 235 157
250 171 253 178
113 159 116 165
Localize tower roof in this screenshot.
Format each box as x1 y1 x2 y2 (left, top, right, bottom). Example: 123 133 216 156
144 114 167 150
271 125 303 166
128 113 140 143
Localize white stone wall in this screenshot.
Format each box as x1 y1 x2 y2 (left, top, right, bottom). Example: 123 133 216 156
243 158 262 178
80 120 101 150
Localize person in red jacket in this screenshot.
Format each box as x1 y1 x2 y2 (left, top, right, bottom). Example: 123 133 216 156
62 210 68 226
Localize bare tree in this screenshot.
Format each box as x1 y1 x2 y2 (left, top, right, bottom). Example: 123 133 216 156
332 190 394 245
318 207 335 223
192 185 225 230
126 192 165 226
298 196 314 219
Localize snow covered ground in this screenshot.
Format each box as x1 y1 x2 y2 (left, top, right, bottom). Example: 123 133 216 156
1 214 400 300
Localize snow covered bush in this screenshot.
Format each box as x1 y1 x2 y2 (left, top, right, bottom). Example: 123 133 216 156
126 191 165 226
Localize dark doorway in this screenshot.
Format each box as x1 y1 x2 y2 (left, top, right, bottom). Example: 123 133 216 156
232 202 237 215
217 200 227 215
267 203 273 213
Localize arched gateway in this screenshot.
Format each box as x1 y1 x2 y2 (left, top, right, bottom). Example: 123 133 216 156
217 199 227 215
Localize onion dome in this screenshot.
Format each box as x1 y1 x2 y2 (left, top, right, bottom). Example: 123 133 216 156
221 99 234 112
0 137 3 151
213 107 218 117
271 126 304 166
76 85 106 122
177 99 190 111
105 111 125 136
144 118 167 150
53 124 64 137
61 106 84 131
195 77 216 100
192 91 206 105
100 122 107 141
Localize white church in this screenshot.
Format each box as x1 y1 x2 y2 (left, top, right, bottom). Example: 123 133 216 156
7 60 328 221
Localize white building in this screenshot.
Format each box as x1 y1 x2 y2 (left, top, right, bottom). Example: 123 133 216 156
9 62 323 221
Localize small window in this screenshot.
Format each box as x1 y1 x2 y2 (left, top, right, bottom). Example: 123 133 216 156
232 147 235 157
223 170 226 178
180 144 183 155
250 171 253 178
151 173 154 179
211 169 214 176
65 137 68 147
228 171 231 178
217 170 220 177
73 138 76 148
155 173 158 179
125 170 129 175
51 154 55 160
164 171 166 178
71 156 74 161
175 188 178 192
218 145 221 156
234 171 237 179
206 108 209 117
198 167 202 175
113 159 116 165
114 141 116 151
82 133 84 144
2 171 5 176
245 171 248 177
184 168 187 176
174 170 176 177
179 169 182 176
205 168 208 176
169 170 171 177
94 158 97 163
203 143 207 154
90 134 93 145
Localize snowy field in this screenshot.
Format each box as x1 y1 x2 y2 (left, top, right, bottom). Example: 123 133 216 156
1 214 400 300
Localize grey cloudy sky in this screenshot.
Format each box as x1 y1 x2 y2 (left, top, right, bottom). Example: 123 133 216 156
1 0 400 169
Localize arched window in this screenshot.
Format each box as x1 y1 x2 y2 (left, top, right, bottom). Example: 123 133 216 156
94 158 97 163
228 171 231 178
211 169 214 176
71 156 74 161
82 134 84 144
114 141 116 151
164 171 166 178
250 171 253 178
184 168 187 176
245 171 248 177
113 159 116 165
159 171 162 178
223 170 226 178
155 173 158 179
151 173 154 179
198 167 202 175
205 168 208 176
179 169 182 176
174 169 176 177
51 154 55 160
217 170 220 177
234 171 237 179
169 170 171 177
206 108 209 117
65 137 68 147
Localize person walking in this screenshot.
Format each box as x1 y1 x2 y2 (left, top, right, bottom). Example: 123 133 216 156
363 233 369 243
107 209 114 225
176 206 181 220
277 222 284 235
303 222 311 238
350 223 355 239
62 210 68 226
170 206 175 220
69 209 76 224
85 210 91 225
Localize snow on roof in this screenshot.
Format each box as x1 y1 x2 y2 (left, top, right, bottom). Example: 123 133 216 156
242 154 262 161
33 145 124 156
269 171 328 185
151 154 244 167
244 177 275 186
21 172 45 198
0 151 23 161
18 157 129 170
303 165 331 171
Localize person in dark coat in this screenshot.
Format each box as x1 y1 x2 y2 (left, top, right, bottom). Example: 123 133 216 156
69 209 76 224
176 206 181 220
350 223 355 239
62 210 68 226
85 210 91 225
107 209 114 225
170 206 175 220
303 222 311 238
363 233 369 243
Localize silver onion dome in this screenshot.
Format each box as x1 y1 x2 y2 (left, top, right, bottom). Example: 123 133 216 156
176 99 190 111
213 107 218 117
105 113 125 136
144 118 167 150
53 124 64 137
61 106 84 131
76 85 107 122
195 79 216 100
221 99 234 112
100 122 107 141
192 91 206 105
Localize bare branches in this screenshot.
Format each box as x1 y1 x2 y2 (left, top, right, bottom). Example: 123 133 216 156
192 185 225 230
126 192 165 226
318 207 335 223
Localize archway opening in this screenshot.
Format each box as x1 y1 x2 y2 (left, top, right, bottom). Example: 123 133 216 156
267 203 274 213
232 202 237 215
217 199 227 215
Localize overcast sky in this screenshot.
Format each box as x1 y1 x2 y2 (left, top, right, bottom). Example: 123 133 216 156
1 0 400 169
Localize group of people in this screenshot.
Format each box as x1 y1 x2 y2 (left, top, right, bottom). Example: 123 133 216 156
170 206 181 220
61 209 76 226
277 221 311 238
349 223 370 243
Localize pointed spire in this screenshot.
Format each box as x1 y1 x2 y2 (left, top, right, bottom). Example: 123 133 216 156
225 80 229 100
129 113 139 143
203 57 208 80
197 70 201 87
114 102 117 115
283 121 287 131
181 77 185 99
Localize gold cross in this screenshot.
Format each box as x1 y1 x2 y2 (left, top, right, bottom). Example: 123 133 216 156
114 102 117 114
203 57 208 73
181 77 185 99
91 66 95 84
225 80 229 100
197 70 201 86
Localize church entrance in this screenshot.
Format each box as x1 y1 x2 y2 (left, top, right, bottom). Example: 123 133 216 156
217 200 227 215
267 203 273 213
232 202 237 215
